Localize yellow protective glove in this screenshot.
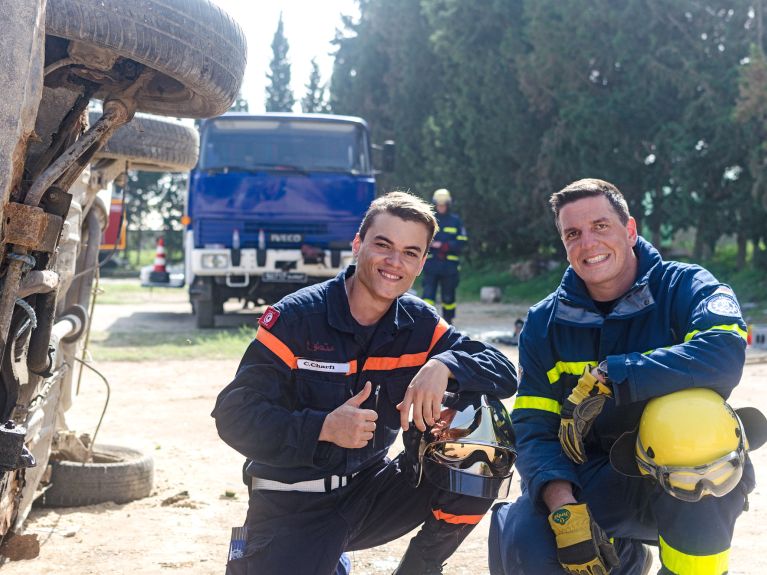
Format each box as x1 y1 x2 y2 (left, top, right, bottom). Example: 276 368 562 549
558 367 612 464
548 503 620 575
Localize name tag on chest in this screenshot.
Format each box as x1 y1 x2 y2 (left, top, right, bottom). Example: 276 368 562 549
297 358 351 374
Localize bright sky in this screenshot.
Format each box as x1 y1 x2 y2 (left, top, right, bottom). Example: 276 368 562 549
210 1 359 112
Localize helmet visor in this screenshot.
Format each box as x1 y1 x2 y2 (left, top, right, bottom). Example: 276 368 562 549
636 442 745 502
430 442 515 477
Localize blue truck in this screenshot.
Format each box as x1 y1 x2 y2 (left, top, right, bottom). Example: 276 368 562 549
185 113 393 327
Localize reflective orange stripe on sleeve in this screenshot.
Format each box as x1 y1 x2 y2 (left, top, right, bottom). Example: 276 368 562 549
363 318 450 371
255 328 297 369
432 509 483 525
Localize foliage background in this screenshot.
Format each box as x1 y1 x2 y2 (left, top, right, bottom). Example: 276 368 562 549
329 0 767 269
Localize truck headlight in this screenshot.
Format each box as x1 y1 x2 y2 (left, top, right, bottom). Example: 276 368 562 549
201 253 229 269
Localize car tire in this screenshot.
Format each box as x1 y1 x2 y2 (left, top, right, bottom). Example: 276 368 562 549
196 298 215 329
45 0 247 118
91 112 199 172
41 444 154 507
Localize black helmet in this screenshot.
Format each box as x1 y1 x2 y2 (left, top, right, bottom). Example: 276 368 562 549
405 394 516 499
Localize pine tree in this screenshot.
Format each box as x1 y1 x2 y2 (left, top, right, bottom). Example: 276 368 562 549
265 14 295 112
301 59 331 113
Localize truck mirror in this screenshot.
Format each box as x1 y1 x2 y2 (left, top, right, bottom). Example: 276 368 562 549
382 141 395 172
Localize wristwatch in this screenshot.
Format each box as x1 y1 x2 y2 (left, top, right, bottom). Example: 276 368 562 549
596 360 609 382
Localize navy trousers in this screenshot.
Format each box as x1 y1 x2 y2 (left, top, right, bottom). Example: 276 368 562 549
421 260 460 323
226 453 492 575
488 455 753 575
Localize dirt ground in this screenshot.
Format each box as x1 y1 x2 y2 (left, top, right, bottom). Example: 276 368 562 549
1 291 765 574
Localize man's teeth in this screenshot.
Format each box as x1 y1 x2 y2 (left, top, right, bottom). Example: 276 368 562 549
586 254 608 264
380 270 401 280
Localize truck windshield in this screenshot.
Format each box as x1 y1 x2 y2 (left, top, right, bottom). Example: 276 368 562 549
199 118 371 174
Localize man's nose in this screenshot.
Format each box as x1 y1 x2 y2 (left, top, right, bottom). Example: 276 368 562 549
386 251 403 267
580 229 598 248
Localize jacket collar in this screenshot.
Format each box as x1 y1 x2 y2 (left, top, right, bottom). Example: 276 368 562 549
326 265 415 335
552 236 662 327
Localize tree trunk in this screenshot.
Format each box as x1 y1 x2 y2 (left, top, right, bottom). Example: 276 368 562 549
736 230 747 271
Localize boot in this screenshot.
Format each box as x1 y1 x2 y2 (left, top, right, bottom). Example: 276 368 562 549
391 543 445 575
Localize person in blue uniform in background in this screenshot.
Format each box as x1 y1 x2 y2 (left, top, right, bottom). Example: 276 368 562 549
421 188 468 324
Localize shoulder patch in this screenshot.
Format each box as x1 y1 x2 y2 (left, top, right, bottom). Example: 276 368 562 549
713 285 734 296
706 294 740 317
259 306 280 329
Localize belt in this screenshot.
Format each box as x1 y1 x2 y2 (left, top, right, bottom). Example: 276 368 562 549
251 474 356 493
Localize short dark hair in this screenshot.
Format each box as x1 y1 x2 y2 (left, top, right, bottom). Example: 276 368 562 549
549 178 630 231
358 191 438 244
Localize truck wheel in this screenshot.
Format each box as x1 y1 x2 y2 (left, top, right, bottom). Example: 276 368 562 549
196 299 215 329
41 444 154 507
91 112 199 172
45 0 246 118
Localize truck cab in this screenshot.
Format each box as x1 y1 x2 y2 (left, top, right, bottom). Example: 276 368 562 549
186 113 379 327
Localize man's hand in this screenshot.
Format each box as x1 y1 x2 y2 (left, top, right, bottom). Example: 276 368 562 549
559 367 612 464
548 503 620 575
319 381 378 448
397 359 450 431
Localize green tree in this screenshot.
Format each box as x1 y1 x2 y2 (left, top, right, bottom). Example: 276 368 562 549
331 0 442 196
265 14 295 112
125 171 186 265
302 59 331 113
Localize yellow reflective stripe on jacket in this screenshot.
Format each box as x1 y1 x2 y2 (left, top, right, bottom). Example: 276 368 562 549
683 324 747 343
446 255 460 261
457 235 468 241
659 535 729 575
442 302 457 310
513 396 561 415
546 361 595 384
443 226 458 234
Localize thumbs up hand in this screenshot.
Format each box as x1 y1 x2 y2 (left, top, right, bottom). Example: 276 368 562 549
319 381 379 448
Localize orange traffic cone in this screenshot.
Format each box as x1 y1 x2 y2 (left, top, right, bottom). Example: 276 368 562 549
149 236 170 283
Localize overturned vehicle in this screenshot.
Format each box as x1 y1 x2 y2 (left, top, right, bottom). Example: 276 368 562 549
0 0 245 543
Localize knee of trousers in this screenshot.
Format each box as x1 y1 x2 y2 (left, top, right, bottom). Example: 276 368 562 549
431 490 494 518
488 500 560 575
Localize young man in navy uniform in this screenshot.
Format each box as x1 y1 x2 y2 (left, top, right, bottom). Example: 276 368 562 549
214 191 516 574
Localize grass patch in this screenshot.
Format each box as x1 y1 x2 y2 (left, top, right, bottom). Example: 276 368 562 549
456 260 566 305
87 325 256 361
94 279 187 305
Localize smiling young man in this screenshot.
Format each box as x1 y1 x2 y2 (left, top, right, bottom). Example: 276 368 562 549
488 179 755 575
213 191 516 575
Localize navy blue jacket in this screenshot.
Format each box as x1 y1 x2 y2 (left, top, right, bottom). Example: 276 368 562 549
512 237 747 508
213 266 517 483
425 211 467 269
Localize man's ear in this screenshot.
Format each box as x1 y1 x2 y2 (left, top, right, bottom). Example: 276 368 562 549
627 217 638 244
352 233 361 259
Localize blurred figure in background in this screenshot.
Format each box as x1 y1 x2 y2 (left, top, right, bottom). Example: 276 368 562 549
421 188 468 324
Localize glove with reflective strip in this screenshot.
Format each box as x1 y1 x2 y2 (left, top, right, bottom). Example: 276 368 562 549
558 367 612 464
548 503 620 575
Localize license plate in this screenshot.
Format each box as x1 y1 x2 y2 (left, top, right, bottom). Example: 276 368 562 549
261 271 308 283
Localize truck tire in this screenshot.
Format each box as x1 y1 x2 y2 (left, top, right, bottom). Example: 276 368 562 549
91 112 199 172
196 298 216 328
45 0 246 118
41 444 154 507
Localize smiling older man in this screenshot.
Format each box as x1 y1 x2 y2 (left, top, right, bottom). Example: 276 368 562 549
489 178 756 575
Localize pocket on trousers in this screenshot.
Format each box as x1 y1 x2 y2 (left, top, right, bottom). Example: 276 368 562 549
225 535 273 575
